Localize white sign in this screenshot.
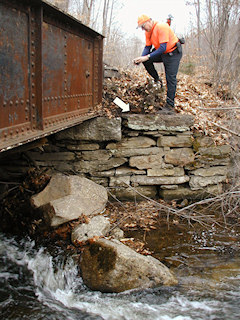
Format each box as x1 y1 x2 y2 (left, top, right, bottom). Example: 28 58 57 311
113 97 130 112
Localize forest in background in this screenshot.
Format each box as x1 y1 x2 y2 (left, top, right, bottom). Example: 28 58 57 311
49 0 239 97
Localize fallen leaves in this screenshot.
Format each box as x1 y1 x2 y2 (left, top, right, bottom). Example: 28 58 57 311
97 67 239 148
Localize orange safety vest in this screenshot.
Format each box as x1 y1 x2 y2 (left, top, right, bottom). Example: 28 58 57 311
145 22 178 53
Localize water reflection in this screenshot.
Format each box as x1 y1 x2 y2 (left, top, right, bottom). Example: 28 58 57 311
0 222 240 320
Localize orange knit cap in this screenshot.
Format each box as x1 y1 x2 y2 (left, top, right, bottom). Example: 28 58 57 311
137 14 151 28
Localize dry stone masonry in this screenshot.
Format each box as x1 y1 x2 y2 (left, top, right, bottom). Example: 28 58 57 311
0 114 232 201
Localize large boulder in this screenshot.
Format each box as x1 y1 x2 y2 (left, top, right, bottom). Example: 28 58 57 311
54 117 122 142
79 238 178 293
31 174 108 227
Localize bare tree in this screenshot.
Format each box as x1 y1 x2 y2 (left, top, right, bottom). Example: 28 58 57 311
186 0 240 94
49 0 70 11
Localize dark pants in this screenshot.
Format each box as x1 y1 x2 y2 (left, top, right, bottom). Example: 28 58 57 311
143 49 182 107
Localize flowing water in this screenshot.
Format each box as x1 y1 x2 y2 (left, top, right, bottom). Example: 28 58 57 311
0 222 240 320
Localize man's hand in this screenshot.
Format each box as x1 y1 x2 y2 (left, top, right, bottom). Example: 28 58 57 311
133 55 149 65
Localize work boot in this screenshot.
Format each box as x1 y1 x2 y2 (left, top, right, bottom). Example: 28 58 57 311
161 102 176 114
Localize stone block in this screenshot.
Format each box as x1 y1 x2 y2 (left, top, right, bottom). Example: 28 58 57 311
115 166 146 176
131 175 189 186
129 154 164 169
190 166 228 177
80 150 113 161
122 114 194 132
157 135 193 147
54 117 122 142
67 143 100 151
198 145 232 158
159 184 223 200
106 137 156 150
189 175 227 190
193 135 215 151
74 158 127 173
109 176 131 187
110 186 158 201
147 167 185 177
110 147 163 158
165 148 195 166
89 177 109 187
90 169 115 177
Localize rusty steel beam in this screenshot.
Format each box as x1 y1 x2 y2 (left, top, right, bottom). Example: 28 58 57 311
0 0 103 152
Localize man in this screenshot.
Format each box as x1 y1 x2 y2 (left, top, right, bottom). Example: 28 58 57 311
133 14 182 114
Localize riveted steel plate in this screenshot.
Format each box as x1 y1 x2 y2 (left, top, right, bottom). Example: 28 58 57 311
0 0 103 152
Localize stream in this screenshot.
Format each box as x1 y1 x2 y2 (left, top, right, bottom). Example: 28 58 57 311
0 221 240 320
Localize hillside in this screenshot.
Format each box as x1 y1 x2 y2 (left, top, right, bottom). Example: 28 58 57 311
99 68 240 151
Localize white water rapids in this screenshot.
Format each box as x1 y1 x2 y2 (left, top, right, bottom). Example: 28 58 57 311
0 233 240 320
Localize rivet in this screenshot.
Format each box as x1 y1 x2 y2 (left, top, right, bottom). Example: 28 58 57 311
26 99 30 104
32 104 35 108
32 115 35 119
25 107 28 111
32 83 35 88
4 132 7 137
3 102 6 107
31 41 35 45
31 51 35 56
10 101 13 106
32 72 35 77
31 18 35 22
32 94 35 98
21 100 24 105
32 62 35 67
16 129 19 134
15 100 18 105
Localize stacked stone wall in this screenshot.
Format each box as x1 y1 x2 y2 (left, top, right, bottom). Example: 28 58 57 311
0 114 232 201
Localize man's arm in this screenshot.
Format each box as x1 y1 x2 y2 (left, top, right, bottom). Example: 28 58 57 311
148 43 167 60
141 45 152 56
133 43 167 65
